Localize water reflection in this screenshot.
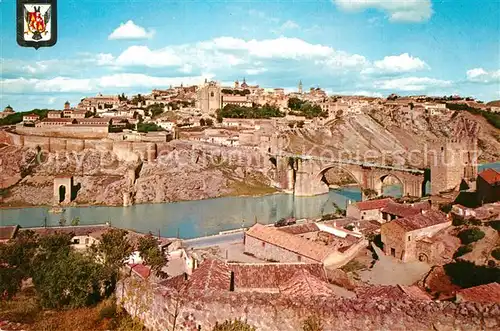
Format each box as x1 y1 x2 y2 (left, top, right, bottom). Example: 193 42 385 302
0 187 361 239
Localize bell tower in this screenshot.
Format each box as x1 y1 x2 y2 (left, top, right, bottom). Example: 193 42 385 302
298 80 303 94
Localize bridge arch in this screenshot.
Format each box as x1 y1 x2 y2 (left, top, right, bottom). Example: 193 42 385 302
377 174 404 198
315 164 364 199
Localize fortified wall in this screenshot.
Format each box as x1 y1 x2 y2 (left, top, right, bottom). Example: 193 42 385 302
117 278 499 331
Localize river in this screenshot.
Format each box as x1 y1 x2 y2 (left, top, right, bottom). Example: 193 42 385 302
1 162 498 239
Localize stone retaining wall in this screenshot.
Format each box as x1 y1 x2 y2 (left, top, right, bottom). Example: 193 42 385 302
117 277 499 331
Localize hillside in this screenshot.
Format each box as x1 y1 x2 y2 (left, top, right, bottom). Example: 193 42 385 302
286 111 500 166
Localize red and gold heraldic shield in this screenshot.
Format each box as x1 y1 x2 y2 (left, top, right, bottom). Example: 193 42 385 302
17 0 58 49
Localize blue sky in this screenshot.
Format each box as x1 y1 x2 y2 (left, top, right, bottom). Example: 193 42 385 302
1 0 499 111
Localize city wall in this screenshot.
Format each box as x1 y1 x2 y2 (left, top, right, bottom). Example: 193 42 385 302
17 125 108 139
117 277 499 331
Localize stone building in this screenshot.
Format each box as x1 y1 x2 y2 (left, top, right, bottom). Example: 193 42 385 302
380 210 452 262
0 105 15 119
477 168 500 204
196 80 221 114
79 94 120 112
429 139 478 195
47 111 63 119
381 200 431 222
22 114 40 123
346 198 393 221
221 95 252 108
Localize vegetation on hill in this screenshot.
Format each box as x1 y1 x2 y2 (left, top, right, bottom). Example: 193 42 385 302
457 227 485 245
446 103 500 129
491 247 500 261
213 319 256 331
216 103 284 122
486 100 500 107
221 89 251 96
0 229 167 309
288 97 328 119
137 122 163 133
0 109 51 126
444 260 500 288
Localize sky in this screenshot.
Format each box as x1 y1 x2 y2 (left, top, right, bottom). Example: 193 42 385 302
0 0 499 111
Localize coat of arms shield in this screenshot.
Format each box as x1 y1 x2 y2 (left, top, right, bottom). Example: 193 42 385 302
17 0 57 49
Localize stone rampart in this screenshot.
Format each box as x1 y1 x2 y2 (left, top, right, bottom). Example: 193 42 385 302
16 125 109 139
117 278 499 331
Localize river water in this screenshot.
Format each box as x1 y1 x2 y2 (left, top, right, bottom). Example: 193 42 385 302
1 162 498 239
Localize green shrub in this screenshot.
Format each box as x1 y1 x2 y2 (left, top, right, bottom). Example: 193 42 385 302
439 203 453 213
488 220 500 231
457 227 485 245
453 245 473 259
213 319 256 331
452 215 467 226
469 218 482 226
303 315 324 331
444 261 500 288
492 248 500 261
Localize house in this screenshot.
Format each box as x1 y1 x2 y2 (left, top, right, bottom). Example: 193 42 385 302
244 223 366 268
380 210 452 262
381 200 431 222
0 105 15 119
346 198 393 221
221 95 253 108
47 111 62 119
36 118 75 127
477 168 500 204
70 110 87 119
22 114 40 123
456 283 500 304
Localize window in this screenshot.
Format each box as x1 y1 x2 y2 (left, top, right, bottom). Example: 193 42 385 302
391 248 396 257
210 92 214 97
73 239 80 245
85 238 89 245
297 255 302 262
261 241 265 248
407 235 411 241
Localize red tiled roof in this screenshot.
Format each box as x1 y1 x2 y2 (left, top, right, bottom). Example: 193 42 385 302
279 269 335 297
76 118 110 124
41 118 74 123
186 259 231 292
129 263 151 280
0 225 19 241
229 263 327 289
382 201 431 218
356 285 431 301
279 223 319 235
354 198 393 211
245 223 336 262
393 210 449 231
478 168 500 185
457 283 500 304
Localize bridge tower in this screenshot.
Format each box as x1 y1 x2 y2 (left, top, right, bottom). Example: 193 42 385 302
429 138 477 195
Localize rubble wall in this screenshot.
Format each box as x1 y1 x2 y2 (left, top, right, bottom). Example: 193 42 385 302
117 278 500 331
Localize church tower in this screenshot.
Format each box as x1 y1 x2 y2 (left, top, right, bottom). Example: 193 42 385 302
298 80 303 94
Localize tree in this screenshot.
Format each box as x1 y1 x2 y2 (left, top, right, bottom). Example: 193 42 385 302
199 118 206 126
33 251 103 308
457 227 485 245
205 118 214 126
213 320 256 331
0 231 39 299
137 235 168 279
71 217 80 226
59 217 67 226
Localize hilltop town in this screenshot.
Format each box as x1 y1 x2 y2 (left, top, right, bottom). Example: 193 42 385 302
0 79 499 208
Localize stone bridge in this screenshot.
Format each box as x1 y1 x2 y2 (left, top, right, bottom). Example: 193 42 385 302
268 152 428 199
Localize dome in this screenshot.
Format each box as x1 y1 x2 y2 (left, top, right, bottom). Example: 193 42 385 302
4 105 14 112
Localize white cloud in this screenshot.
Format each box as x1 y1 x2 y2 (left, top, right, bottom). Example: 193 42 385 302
272 20 300 34
362 53 429 75
115 45 183 67
245 68 268 75
0 74 212 94
466 68 500 84
108 20 155 40
374 76 451 91
333 0 433 22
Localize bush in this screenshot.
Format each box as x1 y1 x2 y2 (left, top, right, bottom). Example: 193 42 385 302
439 203 453 213
213 319 256 331
98 298 117 319
444 261 500 288
453 245 473 259
492 248 500 261
303 315 324 331
452 215 467 226
457 227 485 245
487 220 500 231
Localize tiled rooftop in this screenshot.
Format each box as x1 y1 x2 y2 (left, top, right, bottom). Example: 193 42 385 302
245 223 336 262
478 168 500 185
382 201 431 218
0 225 19 241
229 263 327 289
457 282 500 304
353 198 393 211
279 269 335 297
356 285 431 301
393 210 449 231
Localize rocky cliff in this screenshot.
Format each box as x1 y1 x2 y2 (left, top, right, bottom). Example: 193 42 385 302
286 111 500 165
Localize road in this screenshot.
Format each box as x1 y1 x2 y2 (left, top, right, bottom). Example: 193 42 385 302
183 231 244 249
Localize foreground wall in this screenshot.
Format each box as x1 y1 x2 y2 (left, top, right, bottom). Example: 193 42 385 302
117 278 499 331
